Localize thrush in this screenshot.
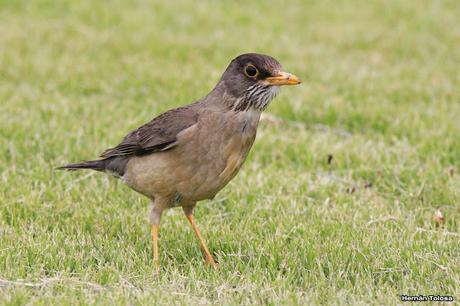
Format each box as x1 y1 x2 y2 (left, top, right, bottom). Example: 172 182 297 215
59 53 301 270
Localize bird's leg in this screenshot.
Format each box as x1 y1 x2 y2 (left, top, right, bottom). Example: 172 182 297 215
182 205 218 269
152 223 159 272
150 199 167 273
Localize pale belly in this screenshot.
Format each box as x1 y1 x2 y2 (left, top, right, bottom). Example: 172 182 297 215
123 110 259 205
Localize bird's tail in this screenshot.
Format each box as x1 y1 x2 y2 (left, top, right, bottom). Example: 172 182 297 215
57 159 106 172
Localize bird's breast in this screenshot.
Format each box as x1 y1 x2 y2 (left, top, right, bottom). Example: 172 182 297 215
176 109 260 200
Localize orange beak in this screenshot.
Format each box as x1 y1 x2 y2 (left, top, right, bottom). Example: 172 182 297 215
265 71 302 86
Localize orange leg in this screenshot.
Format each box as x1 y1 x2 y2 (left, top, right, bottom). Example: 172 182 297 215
152 224 159 273
150 199 167 273
183 207 218 269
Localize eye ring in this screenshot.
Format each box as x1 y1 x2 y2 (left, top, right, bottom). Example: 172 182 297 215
244 64 259 78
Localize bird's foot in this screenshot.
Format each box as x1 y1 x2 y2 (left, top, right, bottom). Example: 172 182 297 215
205 256 219 270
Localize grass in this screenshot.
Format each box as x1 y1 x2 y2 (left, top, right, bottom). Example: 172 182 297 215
1 0 460 304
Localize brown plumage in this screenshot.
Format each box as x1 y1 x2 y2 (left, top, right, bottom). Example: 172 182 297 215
59 53 301 270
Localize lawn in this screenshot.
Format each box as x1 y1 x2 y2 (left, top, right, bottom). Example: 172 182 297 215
1 0 459 304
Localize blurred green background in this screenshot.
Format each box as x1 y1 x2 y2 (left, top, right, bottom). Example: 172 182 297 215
1 0 459 304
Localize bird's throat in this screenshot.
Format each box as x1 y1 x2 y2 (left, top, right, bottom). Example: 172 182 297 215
233 85 279 112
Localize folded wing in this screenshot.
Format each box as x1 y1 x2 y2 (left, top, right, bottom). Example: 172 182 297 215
101 103 200 158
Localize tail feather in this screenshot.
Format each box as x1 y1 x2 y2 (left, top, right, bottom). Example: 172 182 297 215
57 159 106 172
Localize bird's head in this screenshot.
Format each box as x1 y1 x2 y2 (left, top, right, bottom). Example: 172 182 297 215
218 53 301 111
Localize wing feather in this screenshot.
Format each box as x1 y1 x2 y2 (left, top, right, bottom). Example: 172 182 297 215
100 103 200 158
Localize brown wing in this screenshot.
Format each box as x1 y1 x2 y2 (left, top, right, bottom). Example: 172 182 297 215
100 103 200 158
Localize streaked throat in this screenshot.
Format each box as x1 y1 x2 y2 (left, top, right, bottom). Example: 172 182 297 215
234 84 279 112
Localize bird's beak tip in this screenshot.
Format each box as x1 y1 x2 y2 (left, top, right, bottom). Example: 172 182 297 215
265 71 302 86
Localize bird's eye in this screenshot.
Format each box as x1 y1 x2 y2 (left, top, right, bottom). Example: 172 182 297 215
244 64 258 78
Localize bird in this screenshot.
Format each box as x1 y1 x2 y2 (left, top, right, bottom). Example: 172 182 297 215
58 53 301 271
